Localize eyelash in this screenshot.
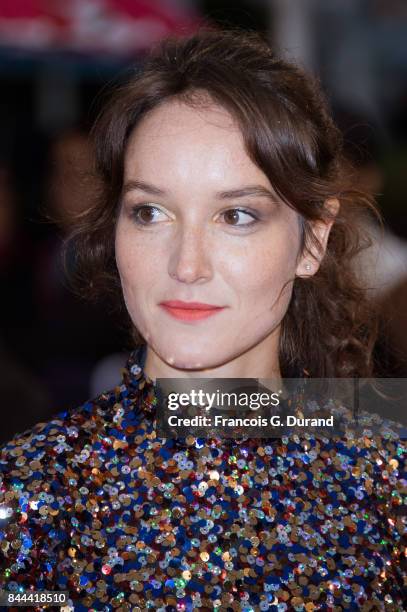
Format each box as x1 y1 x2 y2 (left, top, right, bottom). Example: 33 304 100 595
129 204 260 228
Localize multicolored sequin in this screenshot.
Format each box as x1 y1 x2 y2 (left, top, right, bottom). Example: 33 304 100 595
1 347 406 611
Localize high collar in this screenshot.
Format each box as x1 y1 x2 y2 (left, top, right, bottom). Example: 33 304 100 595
119 345 290 445
123 344 148 381
121 344 158 414
120 344 246 446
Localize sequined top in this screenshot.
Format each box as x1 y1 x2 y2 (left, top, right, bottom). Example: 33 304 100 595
0 346 406 612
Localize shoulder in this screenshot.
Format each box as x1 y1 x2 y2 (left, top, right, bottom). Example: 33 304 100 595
2 399 96 474
321 404 407 490
0 384 140 593
0 383 135 471
315 408 406 550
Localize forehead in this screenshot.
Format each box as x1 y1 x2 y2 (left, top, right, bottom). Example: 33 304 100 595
123 97 270 188
127 95 236 145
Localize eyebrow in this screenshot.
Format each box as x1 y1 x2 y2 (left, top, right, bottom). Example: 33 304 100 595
122 180 166 197
122 180 279 203
217 185 278 202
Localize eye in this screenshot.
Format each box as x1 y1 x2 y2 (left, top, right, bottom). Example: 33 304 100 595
130 204 167 225
221 208 259 227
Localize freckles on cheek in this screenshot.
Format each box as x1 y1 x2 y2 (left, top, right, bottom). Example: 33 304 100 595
116 249 140 298
228 243 296 309
117 244 159 305
116 226 142 274
228 247 286 286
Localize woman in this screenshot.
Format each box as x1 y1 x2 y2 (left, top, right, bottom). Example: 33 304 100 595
0 29 405 611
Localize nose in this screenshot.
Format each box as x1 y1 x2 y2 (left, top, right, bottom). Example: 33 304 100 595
168 224 213 284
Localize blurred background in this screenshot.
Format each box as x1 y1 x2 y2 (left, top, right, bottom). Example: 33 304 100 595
0 0 406 442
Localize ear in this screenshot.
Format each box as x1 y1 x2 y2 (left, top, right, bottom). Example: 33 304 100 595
296 198 340 277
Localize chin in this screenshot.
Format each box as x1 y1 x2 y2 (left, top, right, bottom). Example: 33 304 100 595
157 343 221 371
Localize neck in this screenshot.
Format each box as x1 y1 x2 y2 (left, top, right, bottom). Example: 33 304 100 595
143 329 282 386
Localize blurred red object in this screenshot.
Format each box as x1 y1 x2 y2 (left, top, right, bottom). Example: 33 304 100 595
0 0 200 54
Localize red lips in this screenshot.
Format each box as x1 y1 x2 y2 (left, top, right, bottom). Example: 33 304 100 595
160 300 222 310
159 300 225 321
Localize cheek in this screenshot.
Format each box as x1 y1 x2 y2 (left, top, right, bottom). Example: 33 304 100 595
225 238 298 305
115 225 149 299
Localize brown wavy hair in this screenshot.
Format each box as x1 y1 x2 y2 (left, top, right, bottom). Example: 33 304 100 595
62 27 381 378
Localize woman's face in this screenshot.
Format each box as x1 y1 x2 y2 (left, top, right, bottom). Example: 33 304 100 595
115 98 308 371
